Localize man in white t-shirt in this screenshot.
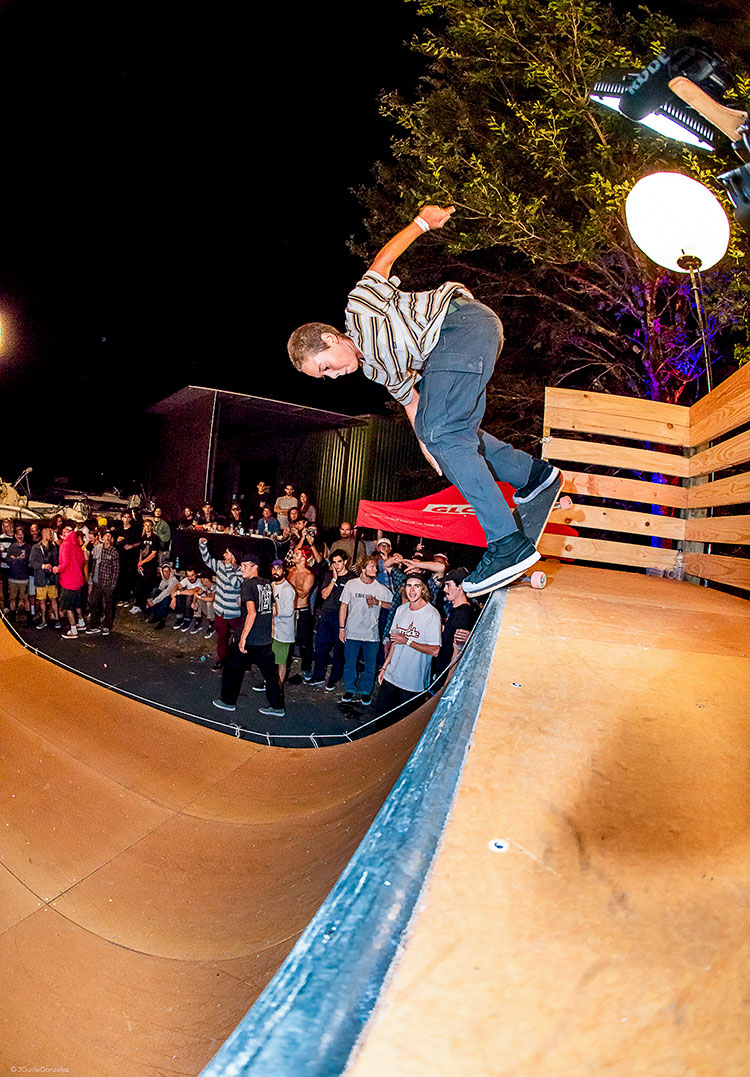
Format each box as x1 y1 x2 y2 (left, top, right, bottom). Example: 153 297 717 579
339 555 393 706
169 567 203 630
270 559 296 688
376 576 441 717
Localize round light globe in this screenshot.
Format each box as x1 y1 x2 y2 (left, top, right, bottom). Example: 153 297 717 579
625 172 730 273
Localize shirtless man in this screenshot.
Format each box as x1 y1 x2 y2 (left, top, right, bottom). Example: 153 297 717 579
287 547 315 680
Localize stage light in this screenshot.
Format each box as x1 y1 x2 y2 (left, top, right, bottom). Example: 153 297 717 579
591 76 715 151
625 172 730 273
590 44 733 152
718 161 750 233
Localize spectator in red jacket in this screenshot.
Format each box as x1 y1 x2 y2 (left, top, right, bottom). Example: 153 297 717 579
56 525 87 639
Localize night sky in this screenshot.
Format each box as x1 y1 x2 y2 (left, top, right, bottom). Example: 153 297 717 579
0 0 418 489
0 0 745 493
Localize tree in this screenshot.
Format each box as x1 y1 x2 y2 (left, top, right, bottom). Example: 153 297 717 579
353 0 750 441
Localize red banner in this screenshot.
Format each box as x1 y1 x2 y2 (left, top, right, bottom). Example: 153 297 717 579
356 482 575 548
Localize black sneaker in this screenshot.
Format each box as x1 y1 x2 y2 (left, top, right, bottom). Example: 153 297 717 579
211 660 223 672
360 694 372 706
339 691 355 704
212 698 236 712
513 459 561 504
307 679 326 687
463 531 541 597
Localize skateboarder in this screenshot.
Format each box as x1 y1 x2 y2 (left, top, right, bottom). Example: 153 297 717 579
287 203 560 596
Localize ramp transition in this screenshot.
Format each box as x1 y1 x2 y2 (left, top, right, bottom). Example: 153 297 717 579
0 614 439 1074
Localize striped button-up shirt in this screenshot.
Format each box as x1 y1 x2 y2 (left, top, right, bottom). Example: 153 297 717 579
344 271 472 404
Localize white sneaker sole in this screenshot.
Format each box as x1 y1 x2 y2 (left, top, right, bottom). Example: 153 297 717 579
462 549 541 596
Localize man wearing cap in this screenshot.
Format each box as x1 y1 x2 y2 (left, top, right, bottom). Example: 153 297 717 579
434 567 479 683
213 554 285 719
199 537 243 671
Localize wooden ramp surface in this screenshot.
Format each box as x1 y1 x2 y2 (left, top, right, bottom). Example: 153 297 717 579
348 564 750 1077
0 621 434 1075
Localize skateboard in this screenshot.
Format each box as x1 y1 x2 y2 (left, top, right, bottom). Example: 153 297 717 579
465 474 570 597
512 474 570 590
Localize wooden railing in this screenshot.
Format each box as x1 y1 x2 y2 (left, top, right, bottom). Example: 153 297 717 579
539 364 750 591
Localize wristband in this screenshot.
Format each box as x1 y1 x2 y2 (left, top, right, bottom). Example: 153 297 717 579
413 215 430 233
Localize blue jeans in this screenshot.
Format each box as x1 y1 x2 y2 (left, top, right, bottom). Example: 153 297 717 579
343 638 379 696
414 300 533 542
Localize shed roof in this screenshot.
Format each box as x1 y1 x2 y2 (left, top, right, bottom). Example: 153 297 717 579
148 386 367 435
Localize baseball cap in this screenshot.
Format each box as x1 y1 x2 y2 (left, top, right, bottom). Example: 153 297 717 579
240 553 260 566
443 567 469 586
376 537 392 548
433 552 450 562
271 559 285 568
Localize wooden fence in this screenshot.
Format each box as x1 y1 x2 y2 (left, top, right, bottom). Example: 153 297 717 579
539 363 750 591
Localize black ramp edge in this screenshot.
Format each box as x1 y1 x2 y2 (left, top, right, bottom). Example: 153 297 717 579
201 589 509 1077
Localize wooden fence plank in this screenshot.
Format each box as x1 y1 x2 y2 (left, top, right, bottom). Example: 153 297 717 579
561 470 688 509
538 533 679 572
546 438 690 478
689 429 750 478
683 552 750 590
684 515 750 545
690 362 750 446
550 503 686 541
686 471 750 509
545 387 690 446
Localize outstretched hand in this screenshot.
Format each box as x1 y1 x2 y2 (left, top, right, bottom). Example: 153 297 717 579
418 205 455 230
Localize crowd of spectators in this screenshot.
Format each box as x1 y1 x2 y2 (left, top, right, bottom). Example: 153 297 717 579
0 478 481 726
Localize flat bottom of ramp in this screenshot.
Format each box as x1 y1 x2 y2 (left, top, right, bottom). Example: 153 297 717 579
348 563 750 1076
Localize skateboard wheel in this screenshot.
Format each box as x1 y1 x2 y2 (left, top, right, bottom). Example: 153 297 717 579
558 496 573 510
530 571 546 589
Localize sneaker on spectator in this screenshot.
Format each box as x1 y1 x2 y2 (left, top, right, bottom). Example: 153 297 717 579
181 618 195 633
102 628 110 636
88 626 101 635
211 660 223 672
173 619 184 630
117 600 129 607
77 617 86 628
302 672 313 683
62 628 79 639
360 694 372 706
307 679 326 687
204 626 215 640
325 683 337 692
129 605 142 615
258 705 285 717
190 621 202 634
36 621 46 630
54 621 62 629
339 692 355 704
212 698 236 712
251 684 266 693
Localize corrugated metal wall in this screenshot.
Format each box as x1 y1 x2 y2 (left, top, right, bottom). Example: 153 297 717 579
304 416 423 528
209 413 424 529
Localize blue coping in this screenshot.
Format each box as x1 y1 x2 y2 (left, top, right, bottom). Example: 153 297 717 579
201 589 508 1077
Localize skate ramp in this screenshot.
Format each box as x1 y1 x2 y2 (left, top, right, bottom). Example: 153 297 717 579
347 564 750 1076
0 615 438 1075
204 563 750 1076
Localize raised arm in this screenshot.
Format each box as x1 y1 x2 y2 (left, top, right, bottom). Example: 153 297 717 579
368 204 455 279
